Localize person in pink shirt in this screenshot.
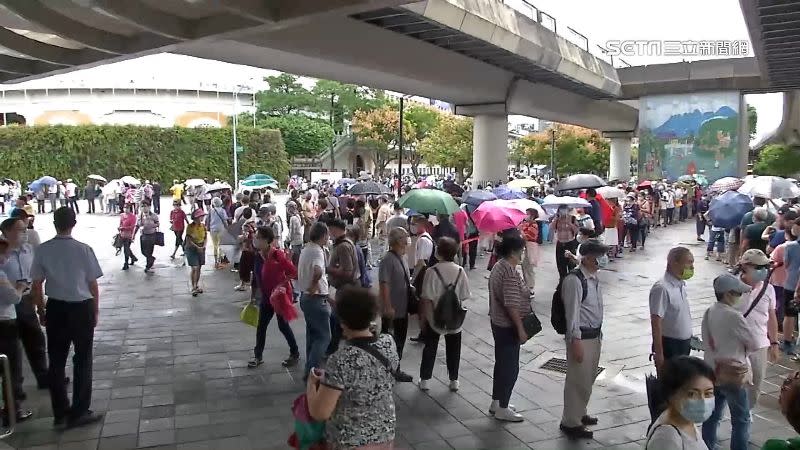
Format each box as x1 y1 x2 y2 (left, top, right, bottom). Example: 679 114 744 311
169 201 188 260
771 228 792 327
118 203 138 270
452 208 468 265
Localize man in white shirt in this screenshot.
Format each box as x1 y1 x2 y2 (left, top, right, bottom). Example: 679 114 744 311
701 273 760 450
64 179 79 214
48 183 58 213
385 202 409 235
297 222 330 379
737 249 780 408
409 214 434 343
650 246 694 373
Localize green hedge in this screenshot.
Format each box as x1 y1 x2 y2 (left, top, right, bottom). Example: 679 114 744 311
0 125 290 185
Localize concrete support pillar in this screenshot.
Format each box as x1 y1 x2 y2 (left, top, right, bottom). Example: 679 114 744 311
472 114 508 186
605 131 634 182
738 94 749 177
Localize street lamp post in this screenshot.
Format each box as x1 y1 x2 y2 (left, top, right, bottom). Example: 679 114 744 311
398 96 404 194
550 128 556 180
232 90 240 189
330 92 336 170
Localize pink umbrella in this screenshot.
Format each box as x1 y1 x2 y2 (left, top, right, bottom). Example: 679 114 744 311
472 201 527 233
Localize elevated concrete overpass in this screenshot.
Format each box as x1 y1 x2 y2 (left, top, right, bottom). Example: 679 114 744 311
0 0 638 184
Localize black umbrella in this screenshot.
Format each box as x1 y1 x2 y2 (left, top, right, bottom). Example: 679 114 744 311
556 174 606 192
348 181 389 196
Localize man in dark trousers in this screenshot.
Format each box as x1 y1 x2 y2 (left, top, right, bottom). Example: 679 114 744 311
31 207 104 429
84 182 96 214
152 181 162 214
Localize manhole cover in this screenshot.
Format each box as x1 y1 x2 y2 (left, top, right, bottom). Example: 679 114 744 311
540 357 604 377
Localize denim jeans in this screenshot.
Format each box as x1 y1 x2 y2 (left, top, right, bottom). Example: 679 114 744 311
491 324 520 408
707 230 725 253
299 293 331 377
702 384 750 450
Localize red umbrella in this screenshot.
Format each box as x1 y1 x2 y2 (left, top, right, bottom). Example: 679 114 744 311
637 180 652 189
580 191 612 224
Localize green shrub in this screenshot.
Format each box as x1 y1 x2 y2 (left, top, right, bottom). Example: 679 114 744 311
0 125 289 185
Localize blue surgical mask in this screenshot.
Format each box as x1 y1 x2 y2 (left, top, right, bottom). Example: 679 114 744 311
680 397 715 424
751 268 768 282
596 254 609 268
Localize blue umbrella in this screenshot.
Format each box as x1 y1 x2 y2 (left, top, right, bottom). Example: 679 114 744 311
463 190 497 207
493 185 527 200
37 176 57 186
708 191 754 229
28 181 44 192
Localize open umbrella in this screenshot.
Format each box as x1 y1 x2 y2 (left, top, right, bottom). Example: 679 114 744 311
443 181 464 197
120 176 140 186
338 178 356 186
87 174 107 183
507 178 540 189
37 176 57 186
184 178 205 187
240 179 278 190
693 174 709 187
492 185 527 200
597 186 625 199
472 201 527 233
738 176 800 199
708 191 754 229
206 181 232 192
677 175 695 183
462 190 497 207
398 188 459 215
245 173 275 182
541 195 591 212
709 176 744 194
556 174 606 192
637 180 653 190
2 178 15 186
349 181 389 196
492 198 546 218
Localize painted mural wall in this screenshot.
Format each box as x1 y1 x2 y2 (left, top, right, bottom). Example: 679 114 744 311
638 92 740 182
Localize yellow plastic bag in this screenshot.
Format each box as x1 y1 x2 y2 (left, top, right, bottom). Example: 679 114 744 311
240 302 259 328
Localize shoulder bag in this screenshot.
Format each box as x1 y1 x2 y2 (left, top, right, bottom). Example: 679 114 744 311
389 251 418 315
744 270 773 318
702 309 748 386
349 339 407 382
497 268 541 340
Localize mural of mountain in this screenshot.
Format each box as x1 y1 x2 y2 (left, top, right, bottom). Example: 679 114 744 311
653 106 737 138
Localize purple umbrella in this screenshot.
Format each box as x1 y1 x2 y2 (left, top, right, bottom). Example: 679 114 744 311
493 185 527 200
462 190 497 207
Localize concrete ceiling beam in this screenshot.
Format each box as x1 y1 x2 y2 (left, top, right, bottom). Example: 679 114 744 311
87 0 190 41
221 0 277 23
0 0 130 54
0 53 61 74
0 27 106 66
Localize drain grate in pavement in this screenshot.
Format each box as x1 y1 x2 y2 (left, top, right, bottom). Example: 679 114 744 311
540 357 605 377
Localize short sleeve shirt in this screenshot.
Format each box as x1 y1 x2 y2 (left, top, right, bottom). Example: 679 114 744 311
378 252 410 316
738 281 776 349
208 207 228 233
186 223 206 246
30 236 103 302
321 335 399 449
649 273 692 340
415 233 434 265
297 243 329 295
745 222 769 253
421 262 471 335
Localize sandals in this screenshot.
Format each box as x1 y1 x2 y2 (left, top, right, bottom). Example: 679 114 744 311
191 287 203 297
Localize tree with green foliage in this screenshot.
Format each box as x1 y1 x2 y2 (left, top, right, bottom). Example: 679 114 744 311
512 124 610 176
418 115 474 182
352 106 414 175
754 144 800 177
748 104 758 141
403 105 442 177
258 115 334 157
311 80 388 133
0 125 289 185
256 73 317 117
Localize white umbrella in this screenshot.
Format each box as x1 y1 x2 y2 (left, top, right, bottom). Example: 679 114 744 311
738 176 800 199
597 186 625 199
120 176 140 186
206 181 232 192
490 199 546 219
87 174 107 183
184 178 205 187
541 195 591 212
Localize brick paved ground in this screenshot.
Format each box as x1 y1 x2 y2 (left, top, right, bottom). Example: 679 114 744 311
2 197 796 450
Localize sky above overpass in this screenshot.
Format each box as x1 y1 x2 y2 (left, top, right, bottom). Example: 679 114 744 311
1 0 782 143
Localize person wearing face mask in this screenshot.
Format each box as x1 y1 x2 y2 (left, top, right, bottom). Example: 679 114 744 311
761 371 800 450
644 356 715 450
560 239 610 439
737 249 780 409
552 205 580 279
650 247 695 376
781 218 800 355
135 201 159 273
701 274 761 450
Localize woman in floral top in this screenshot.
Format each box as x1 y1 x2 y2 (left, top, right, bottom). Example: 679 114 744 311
118 203 138 270
306 287 398 450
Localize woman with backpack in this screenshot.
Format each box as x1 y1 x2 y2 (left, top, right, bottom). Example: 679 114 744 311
418 237 470 393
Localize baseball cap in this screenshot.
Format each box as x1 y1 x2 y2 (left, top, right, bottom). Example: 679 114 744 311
713 273 752 295
740 249 770 266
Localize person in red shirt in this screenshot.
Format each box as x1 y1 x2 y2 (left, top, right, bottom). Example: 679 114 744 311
118 204 138 270
169 201 188 260
248 226 300 369
518 208 540 295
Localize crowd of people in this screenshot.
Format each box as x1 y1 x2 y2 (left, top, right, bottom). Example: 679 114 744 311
0 171 799 450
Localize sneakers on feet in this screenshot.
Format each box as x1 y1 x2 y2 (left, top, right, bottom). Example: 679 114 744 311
234 284 246 291
489 401 516 415
281 354 300 367
560 424 593 439
67 411 103 429
494 407 524 422
418 379 430 391
394 370 413 383
247 358 263 368
449 380 460 392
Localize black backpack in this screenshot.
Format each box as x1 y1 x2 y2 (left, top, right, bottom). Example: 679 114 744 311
432 267 467 332
551 268 587 334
